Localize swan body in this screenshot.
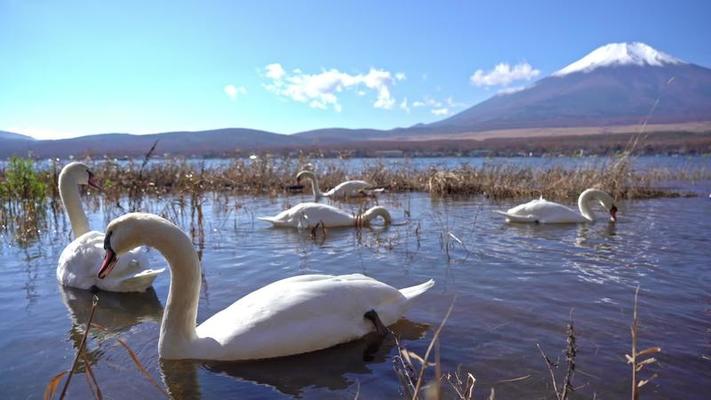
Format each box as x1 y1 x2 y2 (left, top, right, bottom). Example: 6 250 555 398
296 170 381 201
258 202 391 228
57 162 164 292
98 213 434 360
495 188 618 224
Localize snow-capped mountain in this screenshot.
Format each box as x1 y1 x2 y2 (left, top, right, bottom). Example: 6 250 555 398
431 42 711 131
553 42 683 76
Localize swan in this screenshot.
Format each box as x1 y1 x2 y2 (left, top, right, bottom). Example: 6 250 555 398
97 212 434 360
296 170 381 201
494 188 618 224
258 202 391 228
56 162 164 292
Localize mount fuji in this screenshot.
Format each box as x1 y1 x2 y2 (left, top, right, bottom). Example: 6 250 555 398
429 42 711 132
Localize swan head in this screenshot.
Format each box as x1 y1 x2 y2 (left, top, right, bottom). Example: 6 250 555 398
99 213 164 279
596 192 617 222
296 170 315 183
60 161 102 191
586 189 617 222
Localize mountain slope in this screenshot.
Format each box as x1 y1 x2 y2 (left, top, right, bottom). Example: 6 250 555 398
431 42 711 132
0 130 34 141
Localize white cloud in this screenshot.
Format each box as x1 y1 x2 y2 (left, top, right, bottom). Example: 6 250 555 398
395 72 407 81
265 63 286 80
470 62 540 87
224 84 247 100
412 100 426 108
431 108 450 116
400 97 410 113
262 65 401 111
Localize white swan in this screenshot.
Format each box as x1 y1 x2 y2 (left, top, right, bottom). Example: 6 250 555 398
258 202 391 228
97 212 434 360
494 188 618 224
296 170 381 201
56 162 164 292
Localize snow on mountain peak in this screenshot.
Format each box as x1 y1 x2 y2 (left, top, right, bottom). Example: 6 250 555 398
553 42 684 77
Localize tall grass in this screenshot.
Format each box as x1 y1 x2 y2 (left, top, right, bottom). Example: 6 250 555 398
4 155 701 205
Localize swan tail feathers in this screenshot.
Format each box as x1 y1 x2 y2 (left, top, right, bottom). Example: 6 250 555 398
399 279 435 302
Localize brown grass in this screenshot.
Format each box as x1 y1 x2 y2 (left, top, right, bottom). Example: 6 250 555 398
46 155 708 203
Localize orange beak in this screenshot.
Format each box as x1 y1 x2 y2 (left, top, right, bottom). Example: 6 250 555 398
98 248 117 279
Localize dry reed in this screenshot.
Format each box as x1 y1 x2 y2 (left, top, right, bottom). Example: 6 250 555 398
627 286 662 400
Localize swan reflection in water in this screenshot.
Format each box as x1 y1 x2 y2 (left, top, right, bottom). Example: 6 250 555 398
60 285 163 342
160 319 428 399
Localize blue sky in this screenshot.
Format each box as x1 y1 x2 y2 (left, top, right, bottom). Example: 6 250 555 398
1 0 710 139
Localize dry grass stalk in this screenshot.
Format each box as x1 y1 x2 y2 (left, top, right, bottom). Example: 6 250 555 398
444 368 476 400
57 295 99 400
536 311 577 400
81 351 102 400
627 286 662 400
394 301 471 400
116 338 170 398
43 372 67 400
411 301 455 399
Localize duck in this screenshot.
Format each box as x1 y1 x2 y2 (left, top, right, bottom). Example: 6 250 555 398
56 162 164 292
97 212 434 360
258 202 391 228
296 169 381 201
494 188 618 224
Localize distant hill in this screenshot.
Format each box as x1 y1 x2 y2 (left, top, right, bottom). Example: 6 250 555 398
0 130 34 141
0 128 304 158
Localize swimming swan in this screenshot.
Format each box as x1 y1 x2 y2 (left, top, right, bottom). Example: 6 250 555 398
494 188 618 224
97 213 434 360
258 202 391 228
296 170 382 201
56 162 164 292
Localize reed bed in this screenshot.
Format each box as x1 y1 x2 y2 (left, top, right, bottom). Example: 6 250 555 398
2 155 705 207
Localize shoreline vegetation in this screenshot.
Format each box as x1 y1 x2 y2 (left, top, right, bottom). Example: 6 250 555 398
1 152 707 246
1 153 708 207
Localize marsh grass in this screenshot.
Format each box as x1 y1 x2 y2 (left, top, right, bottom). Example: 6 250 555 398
627 287 661 400
85 155 708 204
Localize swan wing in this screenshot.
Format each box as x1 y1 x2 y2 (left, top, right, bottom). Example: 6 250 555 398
326 180 371 198
57 231 163 292
493 210 538 223
500 198 584 223
258 202 354 228
195 274 432 360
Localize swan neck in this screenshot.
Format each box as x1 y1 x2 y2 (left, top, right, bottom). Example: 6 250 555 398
577 190 596 222
147 222 201 357
59 171 90 237
305 172 322 200
363 207 391 225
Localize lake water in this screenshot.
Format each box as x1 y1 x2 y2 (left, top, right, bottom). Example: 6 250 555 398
0 158 710 399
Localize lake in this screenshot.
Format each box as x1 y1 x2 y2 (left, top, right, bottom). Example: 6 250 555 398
0 157 709 399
